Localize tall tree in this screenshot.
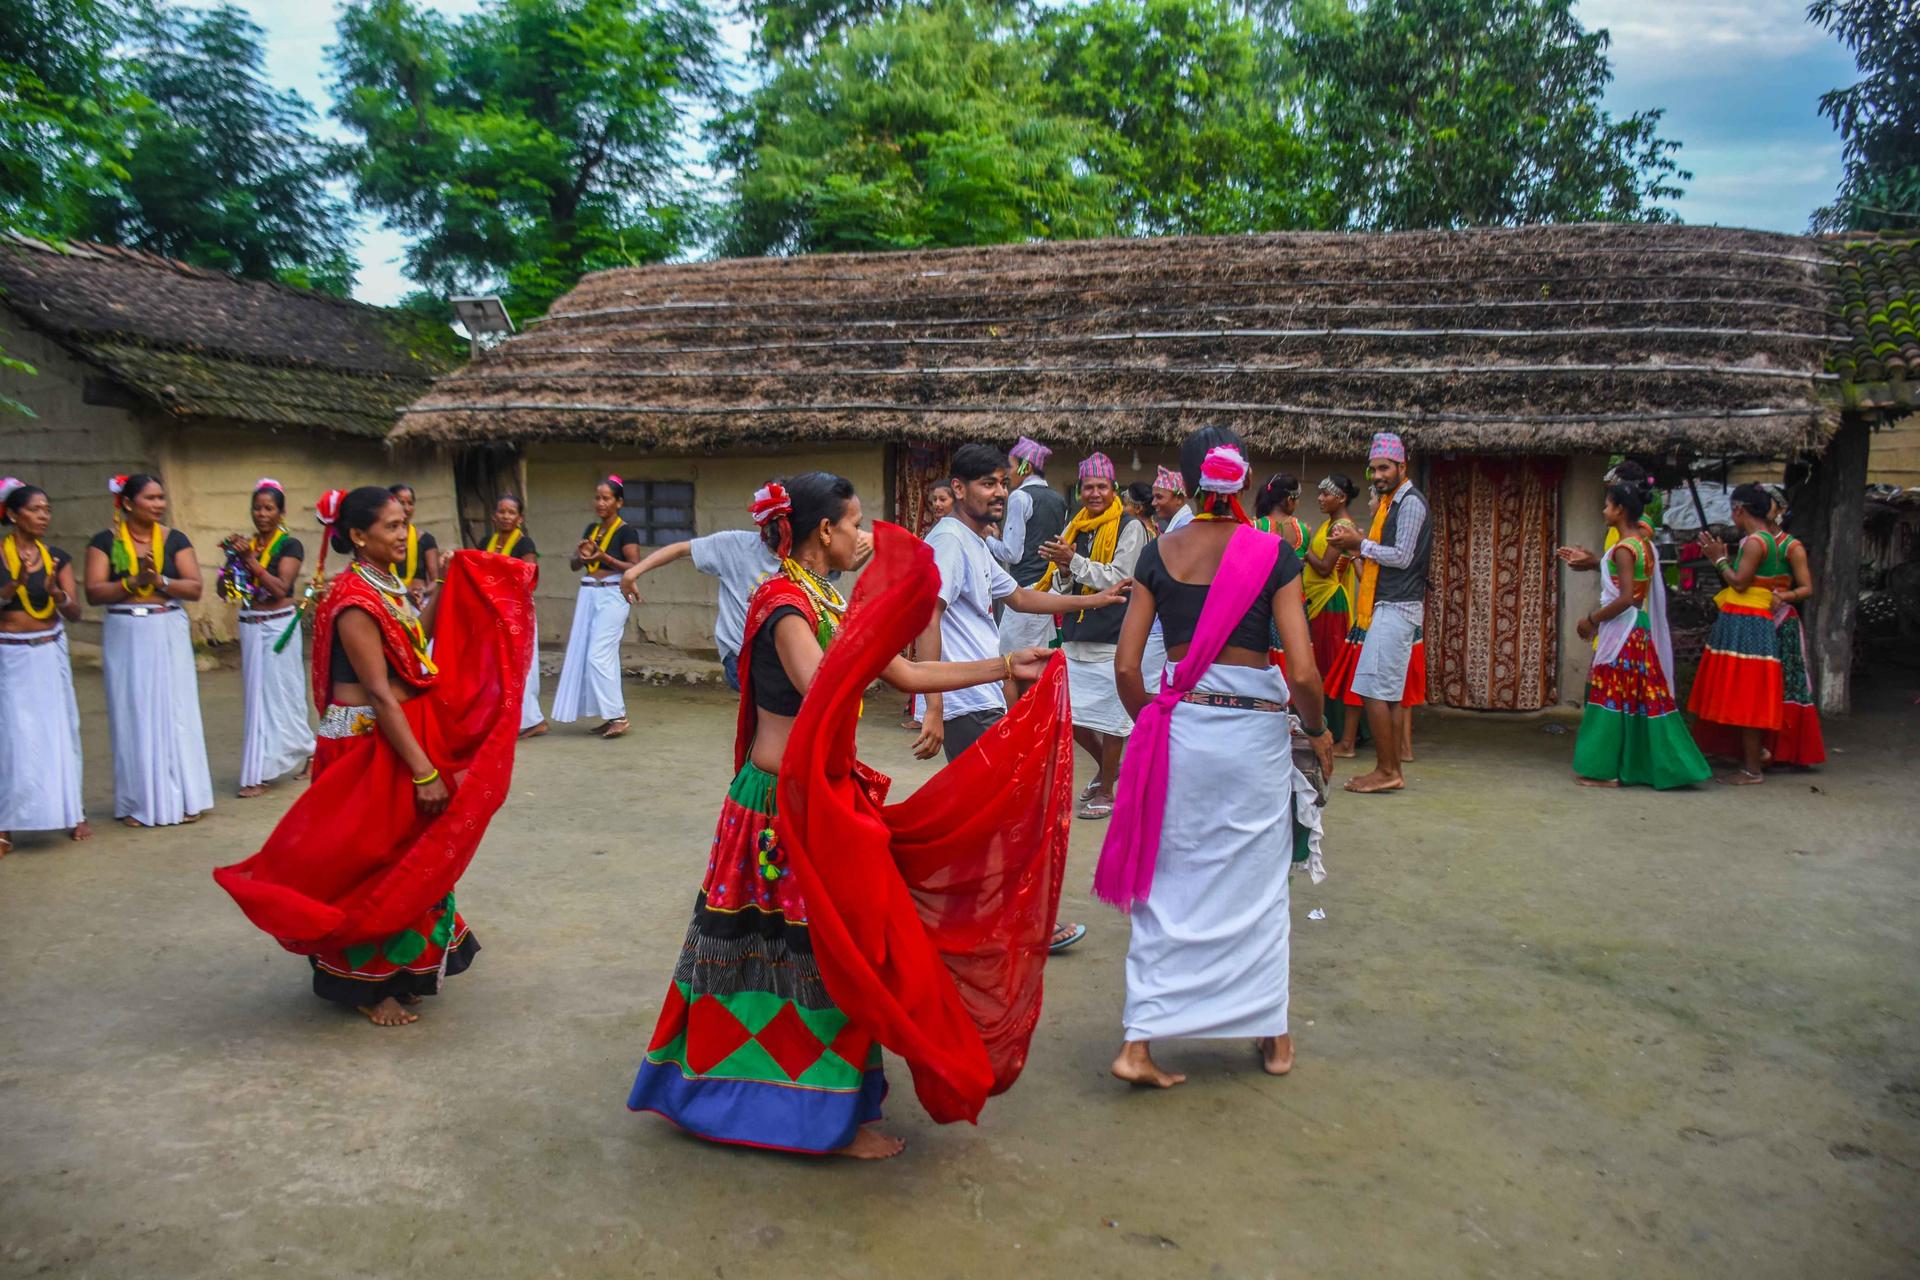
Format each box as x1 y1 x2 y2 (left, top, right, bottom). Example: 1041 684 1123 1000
0 0 140 237
1284 0 1687 229
1039 0 1324 235
82 5 357 294
331 0 720 321
720 1 1118 255
1809 0 1919 232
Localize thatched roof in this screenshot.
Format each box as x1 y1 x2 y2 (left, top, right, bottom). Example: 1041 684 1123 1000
394 224 1845 457
1827 232 1917 412
0 233 456 438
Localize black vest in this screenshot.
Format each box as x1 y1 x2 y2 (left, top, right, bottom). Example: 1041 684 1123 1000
1060 511 1139 645
1012 481 1069 587
1375 485 1432 604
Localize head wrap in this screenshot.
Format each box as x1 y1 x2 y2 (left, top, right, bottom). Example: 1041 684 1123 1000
1369 432 1407 464
0 477 22 506
1197 446 1251 494
1078 453 1116 483
254 476 285 496
108 474 129 497
315 489 346 527
1153 465 1185 495
1010 437 1052 471
1762 482 1788 509
1317 476 1344 497
750 482 794 557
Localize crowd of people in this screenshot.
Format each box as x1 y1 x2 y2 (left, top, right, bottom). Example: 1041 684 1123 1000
0 431 1829 1159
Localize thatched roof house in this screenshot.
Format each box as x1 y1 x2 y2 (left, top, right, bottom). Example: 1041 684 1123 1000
0 234 459 642
392 224 1880 711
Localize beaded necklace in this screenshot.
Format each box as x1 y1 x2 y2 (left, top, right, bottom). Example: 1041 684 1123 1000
780 557 846 647
3 531 56 619
351 561 438 677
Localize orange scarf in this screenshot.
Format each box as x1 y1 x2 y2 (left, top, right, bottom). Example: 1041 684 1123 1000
1351 490 1399 629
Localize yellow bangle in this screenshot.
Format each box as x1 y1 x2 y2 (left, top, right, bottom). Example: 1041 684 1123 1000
1003 653 1013 680
411 768 440 786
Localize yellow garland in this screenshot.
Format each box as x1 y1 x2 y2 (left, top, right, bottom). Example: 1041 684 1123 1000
390 523 420 584
4 531 57 620
485 527 524 557
582 517 624 570
117 519 166 599
779 557 846 642
352 562 438 678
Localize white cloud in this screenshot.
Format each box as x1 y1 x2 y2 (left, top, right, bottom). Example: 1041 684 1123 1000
1576 0 1829 75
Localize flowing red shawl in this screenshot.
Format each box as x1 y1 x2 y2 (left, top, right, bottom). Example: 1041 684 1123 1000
751 523 1075 1126
212 551 536 953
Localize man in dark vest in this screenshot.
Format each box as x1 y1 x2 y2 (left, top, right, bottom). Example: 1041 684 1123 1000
1036 452 1149 819
1328 431 1432 794
991 435 1070 655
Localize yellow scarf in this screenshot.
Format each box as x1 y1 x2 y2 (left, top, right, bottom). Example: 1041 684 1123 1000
4 532 56 619
1037 501 1121 593
115 520 167 599
391 524 420 583
485 527 524 557
1301 517 1356 619
583 517 624 571
1351 492 1398 630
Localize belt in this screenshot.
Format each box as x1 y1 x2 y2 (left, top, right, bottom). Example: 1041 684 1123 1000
109 603 179 617
580 576 622 587
0 626 63 647
1179 690 1288 713
317 703 377 740
239 607 296 624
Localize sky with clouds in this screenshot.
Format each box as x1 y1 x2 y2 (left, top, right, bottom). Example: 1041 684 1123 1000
232 0 1858 306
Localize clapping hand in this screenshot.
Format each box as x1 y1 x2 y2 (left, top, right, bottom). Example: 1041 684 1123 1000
1699 534 1728 563
1557 545 1599 570
1327 524 1364 553
1037 539 1074 566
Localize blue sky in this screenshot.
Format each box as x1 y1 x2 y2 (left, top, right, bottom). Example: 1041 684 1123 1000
233 0 1858 305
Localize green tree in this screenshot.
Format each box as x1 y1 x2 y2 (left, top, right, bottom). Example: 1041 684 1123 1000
0 0 141 236
1809 0 1919 232
82 5 357 294
1285 0 1687 229
721 2 1118 255
1038 0 1323 234
330 0 720 322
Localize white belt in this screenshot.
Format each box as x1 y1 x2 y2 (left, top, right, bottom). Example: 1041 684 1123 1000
0 624 63 647
109 603 179 617
580 576 623 587
239 606 296 624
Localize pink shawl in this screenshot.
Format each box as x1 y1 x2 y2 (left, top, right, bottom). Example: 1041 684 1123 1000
1093 523 1283 910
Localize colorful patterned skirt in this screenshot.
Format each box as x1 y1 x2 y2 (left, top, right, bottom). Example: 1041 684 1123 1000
1687 599 1783 735
1572 619 1711 789
1307 605 1350 737
629 763 886 1153
1693 608 1825 765
1328 623 1426 707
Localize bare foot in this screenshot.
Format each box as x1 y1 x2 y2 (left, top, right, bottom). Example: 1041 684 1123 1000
1714 769 1765 786
1112 1043 1186 1088
296 756 313 780
182 811 204 824
600 718 631 740
589 720 612 735
1576 777 1620 788
1256 1035 1295 1076
358 997 419 1027
394 992 423 1006
1332 743 1357 759
519 721 549 739
835 1126 906 1159
1343 770 1404 794
70 821 92 842
238 783 269 799
120 817 145 829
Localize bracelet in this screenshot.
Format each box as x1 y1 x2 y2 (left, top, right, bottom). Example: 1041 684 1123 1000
1003 653 1014 680
1301 721 1328 737
411 768 440 786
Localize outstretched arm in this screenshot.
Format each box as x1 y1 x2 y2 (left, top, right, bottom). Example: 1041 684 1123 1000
620 540 691 602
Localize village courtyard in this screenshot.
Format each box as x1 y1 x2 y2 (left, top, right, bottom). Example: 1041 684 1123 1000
1 663 1915 1280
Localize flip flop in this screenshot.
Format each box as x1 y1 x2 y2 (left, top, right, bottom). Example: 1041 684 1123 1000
1049 922 1088 953
1077 799 1114 820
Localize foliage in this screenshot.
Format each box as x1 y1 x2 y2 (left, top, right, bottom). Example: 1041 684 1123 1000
1808 0 1919 233
1283 0 1688 229
0 0 141 236
1038 0 1325 235
720 1 1118 255
330 0 721 324
82 5 357 294
740 0 899 59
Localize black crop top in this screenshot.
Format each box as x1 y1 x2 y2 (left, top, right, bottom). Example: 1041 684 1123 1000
327 605 405 686
750 604 808 715
579 521 641 572
1 544 70 613
1133 537 1301 652
88 527 192 578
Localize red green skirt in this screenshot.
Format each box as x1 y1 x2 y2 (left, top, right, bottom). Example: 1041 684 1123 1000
1573 620 1711 789
1688 601 1783 734
629 763 885 1154
1693 608 1824 764
310 893 477 1005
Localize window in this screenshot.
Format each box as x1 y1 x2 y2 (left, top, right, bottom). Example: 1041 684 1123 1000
619 479 696 546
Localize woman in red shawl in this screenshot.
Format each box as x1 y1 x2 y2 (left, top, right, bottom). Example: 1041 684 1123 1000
214 486 534 1027
629 472 1108 1159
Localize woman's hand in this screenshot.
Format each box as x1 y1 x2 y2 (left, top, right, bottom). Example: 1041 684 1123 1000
1576 614 1597 641
1557 545 1599 570
1311 729 1335 783
1007 647 1052 682
1699 534 1728 563
1770 588 1790 612
1327 524 1364 552
620 562 646 604
414 774 451 816
129 566 159 593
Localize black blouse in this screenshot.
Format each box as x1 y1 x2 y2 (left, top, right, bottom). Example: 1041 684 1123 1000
1133 537 1301 652
750 605 808 715
578 521 640 571
1 544 70 613
88 527 193 578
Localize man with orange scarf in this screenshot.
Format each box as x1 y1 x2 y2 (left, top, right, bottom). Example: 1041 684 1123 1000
1327 432 1431 794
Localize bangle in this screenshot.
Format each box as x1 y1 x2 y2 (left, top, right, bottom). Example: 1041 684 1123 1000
1003 653 1013 680
411 768 440 786
1301 721 1328 737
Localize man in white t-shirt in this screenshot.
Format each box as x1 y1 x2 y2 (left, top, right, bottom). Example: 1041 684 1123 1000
621 528 776 690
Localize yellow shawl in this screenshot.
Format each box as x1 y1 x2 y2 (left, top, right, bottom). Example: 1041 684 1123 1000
1351 492 1399 630
1037 500 1121 593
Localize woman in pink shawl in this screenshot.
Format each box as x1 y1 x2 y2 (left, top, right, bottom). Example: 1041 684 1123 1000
1100 427 1335 1088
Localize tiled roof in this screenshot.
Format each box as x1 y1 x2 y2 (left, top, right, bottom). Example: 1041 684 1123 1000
1827 233 1918 411
0 234 457 438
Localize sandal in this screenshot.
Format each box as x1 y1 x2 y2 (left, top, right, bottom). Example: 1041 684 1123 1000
1077 798 1114 820
1049 922 1087 953
600 718 631 740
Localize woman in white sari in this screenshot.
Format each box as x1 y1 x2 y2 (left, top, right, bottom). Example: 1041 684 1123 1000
551 474 642 738
0 479 90 854
84 473 214 827
223 478 315 797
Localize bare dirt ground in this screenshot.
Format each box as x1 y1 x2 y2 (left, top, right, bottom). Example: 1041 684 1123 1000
2 666 1916 1280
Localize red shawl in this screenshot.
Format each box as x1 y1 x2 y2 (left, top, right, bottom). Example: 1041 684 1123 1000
213 551 536 953
766 523 1075 1125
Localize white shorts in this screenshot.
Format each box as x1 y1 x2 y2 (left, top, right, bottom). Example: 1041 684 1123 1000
1351 600 1422 703
1066 654 1133 737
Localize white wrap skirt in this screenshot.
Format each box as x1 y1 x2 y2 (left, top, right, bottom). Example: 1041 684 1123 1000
551 579 628 723
103 604 213 826
238 606 314 787
1066 649 1134 737
520 614 545 731
1123 661 1293 1042
997 605 1054 655
0 624 86 832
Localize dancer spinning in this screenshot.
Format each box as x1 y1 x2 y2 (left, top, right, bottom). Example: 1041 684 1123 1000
1570 478 1711 789
1102 429 1333 1088
1687 483 1786 784
214 486 535 1026
1302 475 1360 750
630 472 1092 1158
386 483 440 607
552 475 642 738
83 473 213 828
0 479 89 854
223 479 315 798
484 494 547 738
